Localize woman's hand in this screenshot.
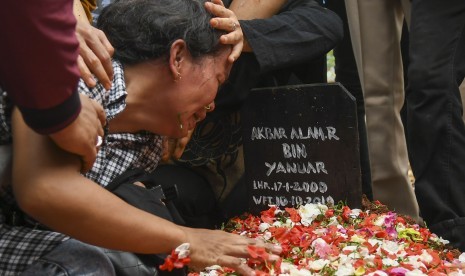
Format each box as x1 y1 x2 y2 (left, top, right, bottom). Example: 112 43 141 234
161 130 193 162
205 0 243 62
49 94 106 172
75 19 115 90
183 227 282 275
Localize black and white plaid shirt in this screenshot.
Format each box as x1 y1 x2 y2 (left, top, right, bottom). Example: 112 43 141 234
0 60 163 275
81 60 163 187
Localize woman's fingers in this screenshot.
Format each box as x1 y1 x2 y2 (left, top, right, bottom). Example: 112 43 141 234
173 130 193 159
206 1 243 62
161 137 176 162
205 0 229 16
77 55 96 88
95 29 114 83
211 17 240 32
254 239 282 255
75 20 114 90
217 255 256 276
186 228 282 274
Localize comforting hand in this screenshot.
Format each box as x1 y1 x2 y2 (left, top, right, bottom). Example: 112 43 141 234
49 94 106 172
206 0 243 62
183 227 282 275
75 19 114 90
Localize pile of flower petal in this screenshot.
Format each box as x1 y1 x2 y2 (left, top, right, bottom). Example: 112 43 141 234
192 199 465 276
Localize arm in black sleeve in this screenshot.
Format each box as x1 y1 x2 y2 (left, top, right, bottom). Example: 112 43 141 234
240 0 343 74
211 0 343 117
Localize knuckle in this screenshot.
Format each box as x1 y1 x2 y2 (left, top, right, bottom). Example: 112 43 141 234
232 258 242 266
89 57 100 67
97 29 105 36
102 53 112 63
81 26 92 37
247 239 257 245
80 67 91 78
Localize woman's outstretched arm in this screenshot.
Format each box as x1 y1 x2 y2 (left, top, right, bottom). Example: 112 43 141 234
10 108 279 274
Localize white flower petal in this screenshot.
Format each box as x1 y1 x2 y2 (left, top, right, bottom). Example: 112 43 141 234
459 252 465 263
335 264 354 276
405 269 428 276
259 222 270 232
382 258 399 267
309 259 329 271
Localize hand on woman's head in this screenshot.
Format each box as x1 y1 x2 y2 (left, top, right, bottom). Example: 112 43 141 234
206 0 243 62
75 19 114 90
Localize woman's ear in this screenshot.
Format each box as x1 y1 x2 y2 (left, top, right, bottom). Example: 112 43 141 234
169 39 188 82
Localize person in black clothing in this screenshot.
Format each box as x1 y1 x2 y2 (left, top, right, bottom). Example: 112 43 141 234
406 0 465 251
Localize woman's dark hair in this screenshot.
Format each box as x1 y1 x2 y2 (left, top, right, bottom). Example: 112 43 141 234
97 0 223 65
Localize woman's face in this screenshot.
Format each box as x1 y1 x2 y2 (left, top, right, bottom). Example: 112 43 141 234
167 47 232 138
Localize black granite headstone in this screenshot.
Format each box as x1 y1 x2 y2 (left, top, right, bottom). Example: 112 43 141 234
241 83 362 214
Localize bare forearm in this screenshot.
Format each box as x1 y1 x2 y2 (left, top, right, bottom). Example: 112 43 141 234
23 174 185 254
11 110 186 254
228 0 287 52
229 0 287 20
73 0 89 23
